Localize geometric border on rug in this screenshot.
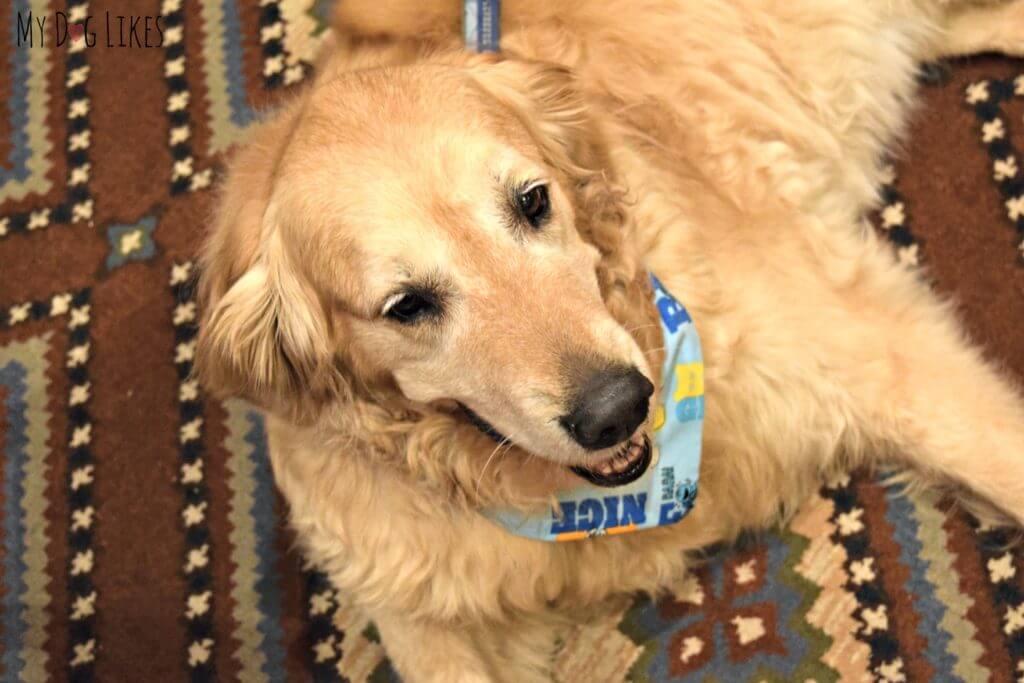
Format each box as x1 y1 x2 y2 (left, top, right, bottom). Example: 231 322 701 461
259 0 310 90
2 0 55 204
161 0 216 195
966 512 1024 674
304 568 350 682
169 261 218 680
159 0 310 196
1 288 97 681
0 0 96 239
220 397 289 682
876 162 923 268
965 73 1024 263
819 476 909 682
303 557 391 680
1 333 57 683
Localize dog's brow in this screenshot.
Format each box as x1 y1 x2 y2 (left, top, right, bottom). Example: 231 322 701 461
331 294 374 321
391 271 451 301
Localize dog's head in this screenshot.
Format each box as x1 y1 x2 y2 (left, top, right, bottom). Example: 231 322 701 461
197 55 664 489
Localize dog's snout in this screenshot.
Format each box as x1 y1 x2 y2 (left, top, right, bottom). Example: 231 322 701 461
560 366 654 450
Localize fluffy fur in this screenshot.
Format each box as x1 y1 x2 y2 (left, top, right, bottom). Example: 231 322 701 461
196 2 1024 680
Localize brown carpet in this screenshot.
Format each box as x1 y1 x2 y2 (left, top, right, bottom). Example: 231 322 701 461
0 1 1023 680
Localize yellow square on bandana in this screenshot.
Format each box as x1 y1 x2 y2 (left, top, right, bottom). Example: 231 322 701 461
673 363 704 402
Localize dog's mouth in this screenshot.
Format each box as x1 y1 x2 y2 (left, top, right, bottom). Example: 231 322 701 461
569 434 652 487
458 404 652 488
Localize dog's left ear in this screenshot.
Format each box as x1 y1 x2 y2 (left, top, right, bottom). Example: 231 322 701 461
468 58 641 300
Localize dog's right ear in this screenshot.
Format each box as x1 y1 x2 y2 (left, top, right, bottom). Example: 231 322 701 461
195 110 347 421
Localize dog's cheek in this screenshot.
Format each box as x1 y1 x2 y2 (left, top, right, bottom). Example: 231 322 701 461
391 366 451 404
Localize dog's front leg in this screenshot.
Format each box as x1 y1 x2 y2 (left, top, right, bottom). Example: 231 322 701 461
374 611 565 683
371 611 562 683
372 613 504 683
842 263 1024 525
939 0 1024 58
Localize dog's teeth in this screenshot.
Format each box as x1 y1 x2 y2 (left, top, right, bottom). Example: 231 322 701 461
590 440 647 478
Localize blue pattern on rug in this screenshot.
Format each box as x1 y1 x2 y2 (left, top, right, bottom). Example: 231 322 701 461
1 361 30 678
884 484 958 676
244 409 288 681
222 0 257 129
2 0 33 185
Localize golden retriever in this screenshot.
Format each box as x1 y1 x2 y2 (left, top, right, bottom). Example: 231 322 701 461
195 1 1024 680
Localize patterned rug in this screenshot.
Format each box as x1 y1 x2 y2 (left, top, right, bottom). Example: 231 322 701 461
1 1 1023 681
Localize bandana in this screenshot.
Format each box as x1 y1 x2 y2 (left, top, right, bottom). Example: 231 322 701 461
485 274 704 541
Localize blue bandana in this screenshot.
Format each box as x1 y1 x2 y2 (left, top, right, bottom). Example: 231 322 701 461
485 274 704 541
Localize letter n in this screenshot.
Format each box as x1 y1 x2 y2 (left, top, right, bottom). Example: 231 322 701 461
620 494 648 526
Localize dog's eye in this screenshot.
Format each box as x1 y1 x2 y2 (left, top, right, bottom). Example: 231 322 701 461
516 184 550 227
382 291 439 324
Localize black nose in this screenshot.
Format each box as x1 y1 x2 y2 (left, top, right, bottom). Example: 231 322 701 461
560 366 654 450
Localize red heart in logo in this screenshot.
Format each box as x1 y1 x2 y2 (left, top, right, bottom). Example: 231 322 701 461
69 23 84 42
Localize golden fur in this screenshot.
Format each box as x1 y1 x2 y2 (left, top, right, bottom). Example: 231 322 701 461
196 2 1024 680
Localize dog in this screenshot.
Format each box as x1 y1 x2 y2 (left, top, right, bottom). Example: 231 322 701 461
195 1 1024 680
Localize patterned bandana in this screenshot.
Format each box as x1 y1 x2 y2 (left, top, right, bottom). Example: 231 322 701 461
485 274 705 541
